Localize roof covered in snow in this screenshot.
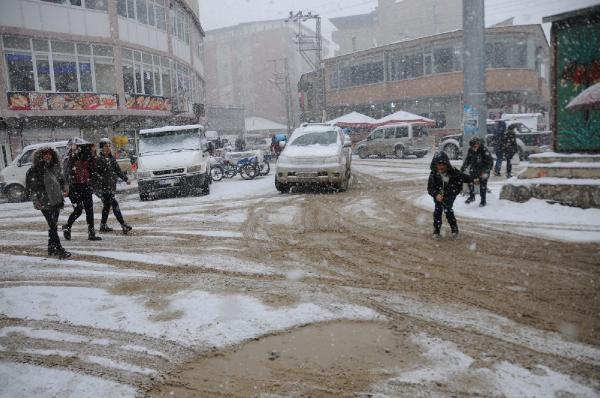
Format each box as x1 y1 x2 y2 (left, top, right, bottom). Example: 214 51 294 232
245 116 287 132
139 125 204 135
376 111 435 126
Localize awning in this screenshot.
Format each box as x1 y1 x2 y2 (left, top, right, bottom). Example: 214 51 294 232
375 110 435 127
327 111 377 129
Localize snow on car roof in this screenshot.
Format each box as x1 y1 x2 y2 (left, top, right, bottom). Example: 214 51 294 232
23 141 69 149
139 125 204 135
292 124 340 135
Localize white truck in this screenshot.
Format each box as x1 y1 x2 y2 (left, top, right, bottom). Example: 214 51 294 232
0 141 68 202
136 125 211 201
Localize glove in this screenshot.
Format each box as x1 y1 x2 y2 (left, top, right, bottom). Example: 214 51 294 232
34 201 43 210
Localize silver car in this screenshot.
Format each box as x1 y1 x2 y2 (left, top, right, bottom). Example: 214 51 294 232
275 124 352 193
356 123 430 159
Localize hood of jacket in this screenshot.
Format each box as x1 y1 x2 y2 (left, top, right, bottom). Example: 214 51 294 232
430 151 452 172
32 146 60 169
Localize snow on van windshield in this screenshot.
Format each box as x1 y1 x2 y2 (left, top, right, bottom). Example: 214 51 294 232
139 129 200 154
290 131 338 147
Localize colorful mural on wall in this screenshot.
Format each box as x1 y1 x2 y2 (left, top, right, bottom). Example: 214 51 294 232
555 20 600 152
7 92 118 111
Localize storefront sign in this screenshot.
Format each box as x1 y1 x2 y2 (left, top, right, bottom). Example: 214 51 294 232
7 92 118 111
125 94 171 111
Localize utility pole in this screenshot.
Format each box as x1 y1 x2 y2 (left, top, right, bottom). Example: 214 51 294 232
285 11 327 122
462 0 487 153
269 58 294 135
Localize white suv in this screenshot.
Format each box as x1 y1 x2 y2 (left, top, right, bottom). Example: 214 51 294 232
275 124 352 193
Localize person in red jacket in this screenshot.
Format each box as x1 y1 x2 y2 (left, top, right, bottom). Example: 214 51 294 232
62 138 101 241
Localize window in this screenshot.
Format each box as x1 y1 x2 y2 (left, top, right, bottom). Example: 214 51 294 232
434 47 454 73
372 130 384 140
5 53 35 91
413 125 428 137
19 150 35 165
395 127 409 138
40 0 107 10
171 4 191 43
338 58 384 88
384 128 395 139
122 48 169 96
136 0 147 24
424 53 432 75
3 36 116 94
390 52 423 81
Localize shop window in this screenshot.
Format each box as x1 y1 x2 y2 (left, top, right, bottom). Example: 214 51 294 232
78 59 94 92
95 61 115 93
53 58 78 92
36 55 52 91
5 53 34 91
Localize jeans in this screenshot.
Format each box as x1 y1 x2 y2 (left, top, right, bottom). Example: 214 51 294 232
494 148 503 174
433 196 458 234
41 206 61 250
100 192 125 225
66 184 94 228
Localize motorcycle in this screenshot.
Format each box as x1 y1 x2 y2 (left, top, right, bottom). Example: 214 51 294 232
237 155 270 180
209 157 225 182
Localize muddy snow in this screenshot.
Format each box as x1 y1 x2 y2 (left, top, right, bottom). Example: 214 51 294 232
1 156 599 397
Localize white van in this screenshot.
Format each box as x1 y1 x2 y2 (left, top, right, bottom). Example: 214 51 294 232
136 125 211 201
0 141 68 202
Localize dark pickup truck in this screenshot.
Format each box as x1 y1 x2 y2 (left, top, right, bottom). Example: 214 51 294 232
438 121 551 160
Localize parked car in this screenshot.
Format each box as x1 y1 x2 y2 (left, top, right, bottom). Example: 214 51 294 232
136 125 211 201
275 123 352 193
355 123 430 159
438 121 551 160
0 141 68 202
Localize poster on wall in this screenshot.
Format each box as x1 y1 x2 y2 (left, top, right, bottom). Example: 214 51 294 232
7 92 118 111
555 20 600 152
125 94 171 111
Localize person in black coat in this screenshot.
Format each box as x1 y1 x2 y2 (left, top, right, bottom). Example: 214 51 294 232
460 137 494 207
25 147 71 259
493 121 506 176
95 138 132 234
428 152 471 240
62 138 102 241
503 125 519 178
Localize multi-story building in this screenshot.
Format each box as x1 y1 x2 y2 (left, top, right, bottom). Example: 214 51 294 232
330 0 462 56
0 0 206 162
203 20 327 128
300 24 550 134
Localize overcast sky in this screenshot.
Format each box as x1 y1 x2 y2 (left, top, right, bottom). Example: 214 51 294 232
198 0 598 53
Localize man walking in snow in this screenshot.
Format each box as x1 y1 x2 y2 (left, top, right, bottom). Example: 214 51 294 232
503 124 519 179
26 147 71 259
493 121 506 176
428 152 471 240
461 137 494 207
94 138 133 235
62 138 102 241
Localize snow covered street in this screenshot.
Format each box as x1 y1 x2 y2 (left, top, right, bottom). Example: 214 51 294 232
1 157 599 397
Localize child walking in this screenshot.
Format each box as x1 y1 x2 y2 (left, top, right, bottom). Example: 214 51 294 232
428 152 471 240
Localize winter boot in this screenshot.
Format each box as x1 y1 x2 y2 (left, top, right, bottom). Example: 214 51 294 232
88 226 102 241
99 224 113 233
479 201 487 207
62 225 71 241
57 246 72 260
465 195 476 204
432 231 441 241
121 224 132 235
452 231 460 241
48 239 58 256
493 171 501 177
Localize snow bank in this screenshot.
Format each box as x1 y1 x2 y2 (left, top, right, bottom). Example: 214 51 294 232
414 181 600 242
